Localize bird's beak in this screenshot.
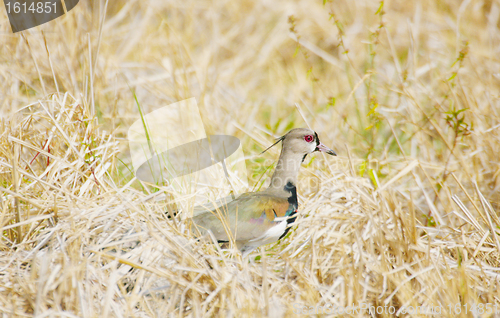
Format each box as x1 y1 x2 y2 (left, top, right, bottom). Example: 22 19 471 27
316 142 337 156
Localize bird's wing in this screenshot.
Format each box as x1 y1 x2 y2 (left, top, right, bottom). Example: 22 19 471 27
191 193 296 242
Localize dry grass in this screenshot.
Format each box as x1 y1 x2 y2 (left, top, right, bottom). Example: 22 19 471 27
1 0 500 316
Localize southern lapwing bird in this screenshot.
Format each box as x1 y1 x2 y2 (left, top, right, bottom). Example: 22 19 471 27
191 128 336 257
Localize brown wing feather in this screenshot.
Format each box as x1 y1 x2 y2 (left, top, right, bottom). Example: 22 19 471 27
192 193 292 242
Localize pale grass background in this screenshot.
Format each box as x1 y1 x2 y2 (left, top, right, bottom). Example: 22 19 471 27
1 0 500 317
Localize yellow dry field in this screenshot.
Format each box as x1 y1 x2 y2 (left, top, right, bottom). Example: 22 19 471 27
1 0 500 317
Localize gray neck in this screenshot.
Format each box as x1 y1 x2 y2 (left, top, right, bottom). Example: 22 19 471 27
265 148 303 195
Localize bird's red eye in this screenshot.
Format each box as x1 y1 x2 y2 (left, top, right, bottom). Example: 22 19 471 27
304 135 314 143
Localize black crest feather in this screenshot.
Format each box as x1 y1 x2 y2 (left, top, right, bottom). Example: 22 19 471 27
260 134 285 154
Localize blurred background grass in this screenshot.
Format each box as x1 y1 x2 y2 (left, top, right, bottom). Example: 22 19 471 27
4 0 499 195
1 0 500 316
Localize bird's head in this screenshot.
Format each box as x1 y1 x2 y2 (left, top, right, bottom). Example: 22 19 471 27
263 128 337 159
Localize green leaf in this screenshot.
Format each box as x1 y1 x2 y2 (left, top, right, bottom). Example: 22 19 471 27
327 97 336 109
358 161 366 177
368 169 378 188
375 1 384 14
